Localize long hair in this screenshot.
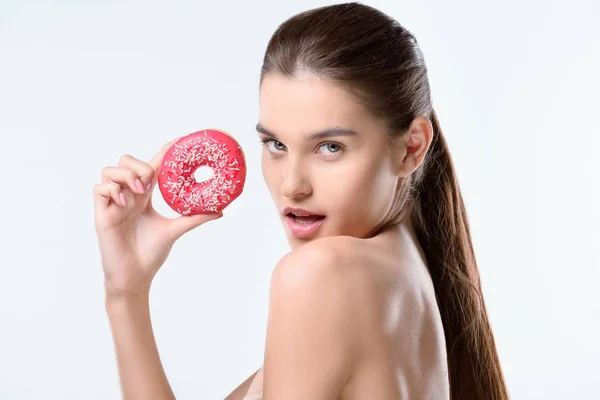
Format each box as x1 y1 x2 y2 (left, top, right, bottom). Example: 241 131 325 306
258 2 508 399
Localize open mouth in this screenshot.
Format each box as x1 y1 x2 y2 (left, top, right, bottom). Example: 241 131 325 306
285 212 326 225
283 207 326 239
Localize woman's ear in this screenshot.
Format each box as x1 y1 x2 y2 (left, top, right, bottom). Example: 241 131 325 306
394 115 433 177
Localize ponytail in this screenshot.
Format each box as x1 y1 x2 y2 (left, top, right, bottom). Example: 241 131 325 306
411 108 509 399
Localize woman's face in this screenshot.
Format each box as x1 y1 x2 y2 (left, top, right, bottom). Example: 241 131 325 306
258 73 403 249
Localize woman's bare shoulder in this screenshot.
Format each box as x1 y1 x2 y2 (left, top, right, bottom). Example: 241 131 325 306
270 236 387 327
275 237 388 301
264 236 444 397
279 235 376 267
263 236 381 397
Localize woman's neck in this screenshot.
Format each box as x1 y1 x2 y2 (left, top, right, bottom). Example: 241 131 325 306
373 217 425 262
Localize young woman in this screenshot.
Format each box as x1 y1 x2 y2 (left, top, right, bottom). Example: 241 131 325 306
93 3 508 399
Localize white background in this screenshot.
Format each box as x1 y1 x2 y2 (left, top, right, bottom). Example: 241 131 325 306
0 0 598 399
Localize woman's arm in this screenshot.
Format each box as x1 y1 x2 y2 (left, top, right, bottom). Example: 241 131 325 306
94 143 223 399
107 292 262 400
105 292 176 400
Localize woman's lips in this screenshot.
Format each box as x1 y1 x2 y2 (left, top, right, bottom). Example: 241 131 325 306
285 214 326 239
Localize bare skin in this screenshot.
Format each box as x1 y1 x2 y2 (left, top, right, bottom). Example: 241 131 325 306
233 221 449 400
338 222 449 399
94 71 449 399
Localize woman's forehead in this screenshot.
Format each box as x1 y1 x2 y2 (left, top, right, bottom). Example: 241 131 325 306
258 74 374 137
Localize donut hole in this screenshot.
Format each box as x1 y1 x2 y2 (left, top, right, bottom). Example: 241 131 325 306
193 166 214 183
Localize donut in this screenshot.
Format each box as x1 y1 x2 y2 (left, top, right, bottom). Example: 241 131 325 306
158 129 247 216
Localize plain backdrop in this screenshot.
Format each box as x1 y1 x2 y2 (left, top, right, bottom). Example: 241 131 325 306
0 0 598 399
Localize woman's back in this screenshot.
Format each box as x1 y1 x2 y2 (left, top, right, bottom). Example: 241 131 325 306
243 218 449 399
339 219 449 399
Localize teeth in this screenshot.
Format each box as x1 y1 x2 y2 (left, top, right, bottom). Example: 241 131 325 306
292 214 324 224
285 209 325 218
294 216 316 224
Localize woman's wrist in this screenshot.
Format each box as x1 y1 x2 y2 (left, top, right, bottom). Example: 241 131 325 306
104 288 151 314
104 278 152 305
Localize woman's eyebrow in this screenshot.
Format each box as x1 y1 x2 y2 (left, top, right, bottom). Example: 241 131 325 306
256 123 357 141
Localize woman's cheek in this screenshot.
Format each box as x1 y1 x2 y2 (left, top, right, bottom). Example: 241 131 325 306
330 165 375 210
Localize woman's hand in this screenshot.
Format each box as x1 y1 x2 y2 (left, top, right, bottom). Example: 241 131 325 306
93 139 222 299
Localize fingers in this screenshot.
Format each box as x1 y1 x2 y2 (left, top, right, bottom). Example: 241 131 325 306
101 165 150 196
117 154 155 188
94 181 127 207
95 138 181 213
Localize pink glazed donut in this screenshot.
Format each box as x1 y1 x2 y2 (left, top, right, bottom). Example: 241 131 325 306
158 129 246 215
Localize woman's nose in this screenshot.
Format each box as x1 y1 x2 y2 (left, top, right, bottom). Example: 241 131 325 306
281 162 312 200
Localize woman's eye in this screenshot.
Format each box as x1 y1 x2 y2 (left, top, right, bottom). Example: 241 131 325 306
318 143 342 154
266 139 286 152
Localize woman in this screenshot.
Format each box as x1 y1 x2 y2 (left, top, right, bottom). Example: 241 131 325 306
93 2 508 399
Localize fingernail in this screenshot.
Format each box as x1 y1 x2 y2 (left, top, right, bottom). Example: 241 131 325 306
146 183 152 192
135 179 145 193
119 192 127 206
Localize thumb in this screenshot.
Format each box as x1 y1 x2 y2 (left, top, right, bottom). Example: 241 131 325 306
167 211 223 242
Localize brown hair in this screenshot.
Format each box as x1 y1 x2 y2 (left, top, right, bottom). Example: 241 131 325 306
258 2 508 399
